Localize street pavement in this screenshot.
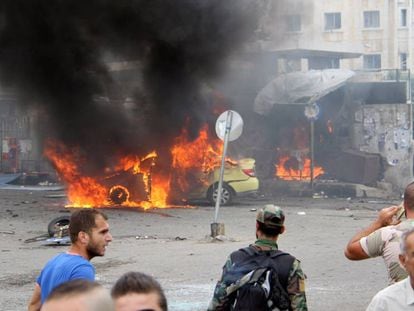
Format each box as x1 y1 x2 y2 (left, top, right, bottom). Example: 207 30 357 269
0 189 399 310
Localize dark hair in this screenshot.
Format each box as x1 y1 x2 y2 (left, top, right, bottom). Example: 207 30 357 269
46 279 101 301
69 209 108 243
404 182 414 212
111 271 168 311
256 221 283 237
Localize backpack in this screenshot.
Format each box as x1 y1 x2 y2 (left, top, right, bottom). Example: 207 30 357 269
223 246 294 311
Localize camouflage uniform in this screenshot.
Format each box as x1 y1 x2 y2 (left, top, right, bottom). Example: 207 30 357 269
360 219 414 284
208 204 307 311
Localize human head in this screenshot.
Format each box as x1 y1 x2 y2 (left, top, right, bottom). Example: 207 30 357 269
404 182 414 212
256 204 285 238
399 228 414 282
69 209 108 242
41 279 114 311
69 208 112 259
111 271 168 311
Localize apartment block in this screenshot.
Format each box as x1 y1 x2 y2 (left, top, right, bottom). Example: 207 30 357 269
258 0 413 72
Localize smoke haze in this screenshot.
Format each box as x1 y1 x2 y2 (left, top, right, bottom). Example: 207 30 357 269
0 0 263 174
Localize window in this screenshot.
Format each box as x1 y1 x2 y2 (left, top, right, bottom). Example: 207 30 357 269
401 9 407 27
364 11 380 28
363 54 381 69
286 14 301 32
400 53 407 70
309 57 340 70
325 12 341 30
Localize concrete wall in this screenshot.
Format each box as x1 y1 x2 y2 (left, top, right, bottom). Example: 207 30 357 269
350 102 413 190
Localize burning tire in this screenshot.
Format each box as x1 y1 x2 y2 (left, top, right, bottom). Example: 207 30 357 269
207 183 233 206
109 185 130 205
47 215 70 237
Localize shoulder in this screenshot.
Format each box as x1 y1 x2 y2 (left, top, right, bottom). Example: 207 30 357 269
70 257 95 280
362 225 400 257
69 255 94 268
367 281 405 309
289 258 305 279
41 253 66 269
229 246 254 262
376 279 406 298
56 254 94 272
397 219 414 232
53 253 91 265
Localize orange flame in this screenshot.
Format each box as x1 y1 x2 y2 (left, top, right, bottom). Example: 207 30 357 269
44 141 109 207
170 123 224 194
44 122 229 209
171 124 222 172
275 155 324 181
44 140 167 209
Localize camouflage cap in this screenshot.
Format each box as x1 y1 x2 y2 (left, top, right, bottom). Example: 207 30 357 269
256 204 285 228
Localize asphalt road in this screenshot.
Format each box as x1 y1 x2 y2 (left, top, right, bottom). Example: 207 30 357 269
0 189 399 310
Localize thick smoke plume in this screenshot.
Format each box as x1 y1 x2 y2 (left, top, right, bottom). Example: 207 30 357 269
0 0 263 175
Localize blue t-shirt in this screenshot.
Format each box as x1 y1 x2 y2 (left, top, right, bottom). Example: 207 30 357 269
36 253 95 303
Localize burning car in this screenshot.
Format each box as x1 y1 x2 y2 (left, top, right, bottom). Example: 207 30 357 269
44 123 259 208
170 158 259 206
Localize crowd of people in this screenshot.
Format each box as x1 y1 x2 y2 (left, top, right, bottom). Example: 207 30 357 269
26 182 414 310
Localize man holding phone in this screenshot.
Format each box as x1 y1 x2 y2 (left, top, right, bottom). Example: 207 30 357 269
344 181 414 284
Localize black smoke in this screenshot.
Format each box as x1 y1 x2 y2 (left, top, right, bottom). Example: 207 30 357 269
0 0 263 175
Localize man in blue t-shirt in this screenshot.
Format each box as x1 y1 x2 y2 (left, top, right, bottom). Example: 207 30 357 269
28 209 113 311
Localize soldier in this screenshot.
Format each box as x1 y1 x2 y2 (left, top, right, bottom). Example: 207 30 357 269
345 181 414 284
208 204 307 310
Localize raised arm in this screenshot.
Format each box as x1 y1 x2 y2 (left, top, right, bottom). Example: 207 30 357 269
344 206 400 260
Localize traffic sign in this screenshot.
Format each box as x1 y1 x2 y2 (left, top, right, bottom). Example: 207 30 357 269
215 110 243 142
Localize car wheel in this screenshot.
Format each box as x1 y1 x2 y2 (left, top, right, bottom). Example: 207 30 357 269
208 184 233 206
47 215 70 237
109 185 129 204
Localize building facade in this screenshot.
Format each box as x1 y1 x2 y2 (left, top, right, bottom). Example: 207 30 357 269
259 0 413 73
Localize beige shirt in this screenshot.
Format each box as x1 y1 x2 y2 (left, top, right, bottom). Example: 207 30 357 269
360 219 414 284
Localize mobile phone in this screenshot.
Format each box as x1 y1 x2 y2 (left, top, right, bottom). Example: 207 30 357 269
396 203 405 221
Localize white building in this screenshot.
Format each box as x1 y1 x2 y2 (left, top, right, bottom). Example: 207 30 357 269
258 0 413 73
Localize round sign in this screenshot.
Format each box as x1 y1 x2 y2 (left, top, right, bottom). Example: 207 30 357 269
304 103 320 121
215 110 243 142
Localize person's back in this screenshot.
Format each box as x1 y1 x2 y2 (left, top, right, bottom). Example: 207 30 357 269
37 253 94 303
223 245 295 310
208 204 307 311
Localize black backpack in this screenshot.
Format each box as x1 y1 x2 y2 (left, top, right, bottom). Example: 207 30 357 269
223 246 294 311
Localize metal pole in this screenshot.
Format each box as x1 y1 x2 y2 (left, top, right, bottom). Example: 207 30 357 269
310 119 314 190
0 118 3 172
213 111 233 223
408 69 412 139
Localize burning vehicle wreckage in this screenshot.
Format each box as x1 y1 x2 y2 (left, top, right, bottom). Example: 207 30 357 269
252 68 413 199
0 0 272 247
40 122 260 244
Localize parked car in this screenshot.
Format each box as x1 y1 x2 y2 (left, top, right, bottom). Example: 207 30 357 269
171 158 259 206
